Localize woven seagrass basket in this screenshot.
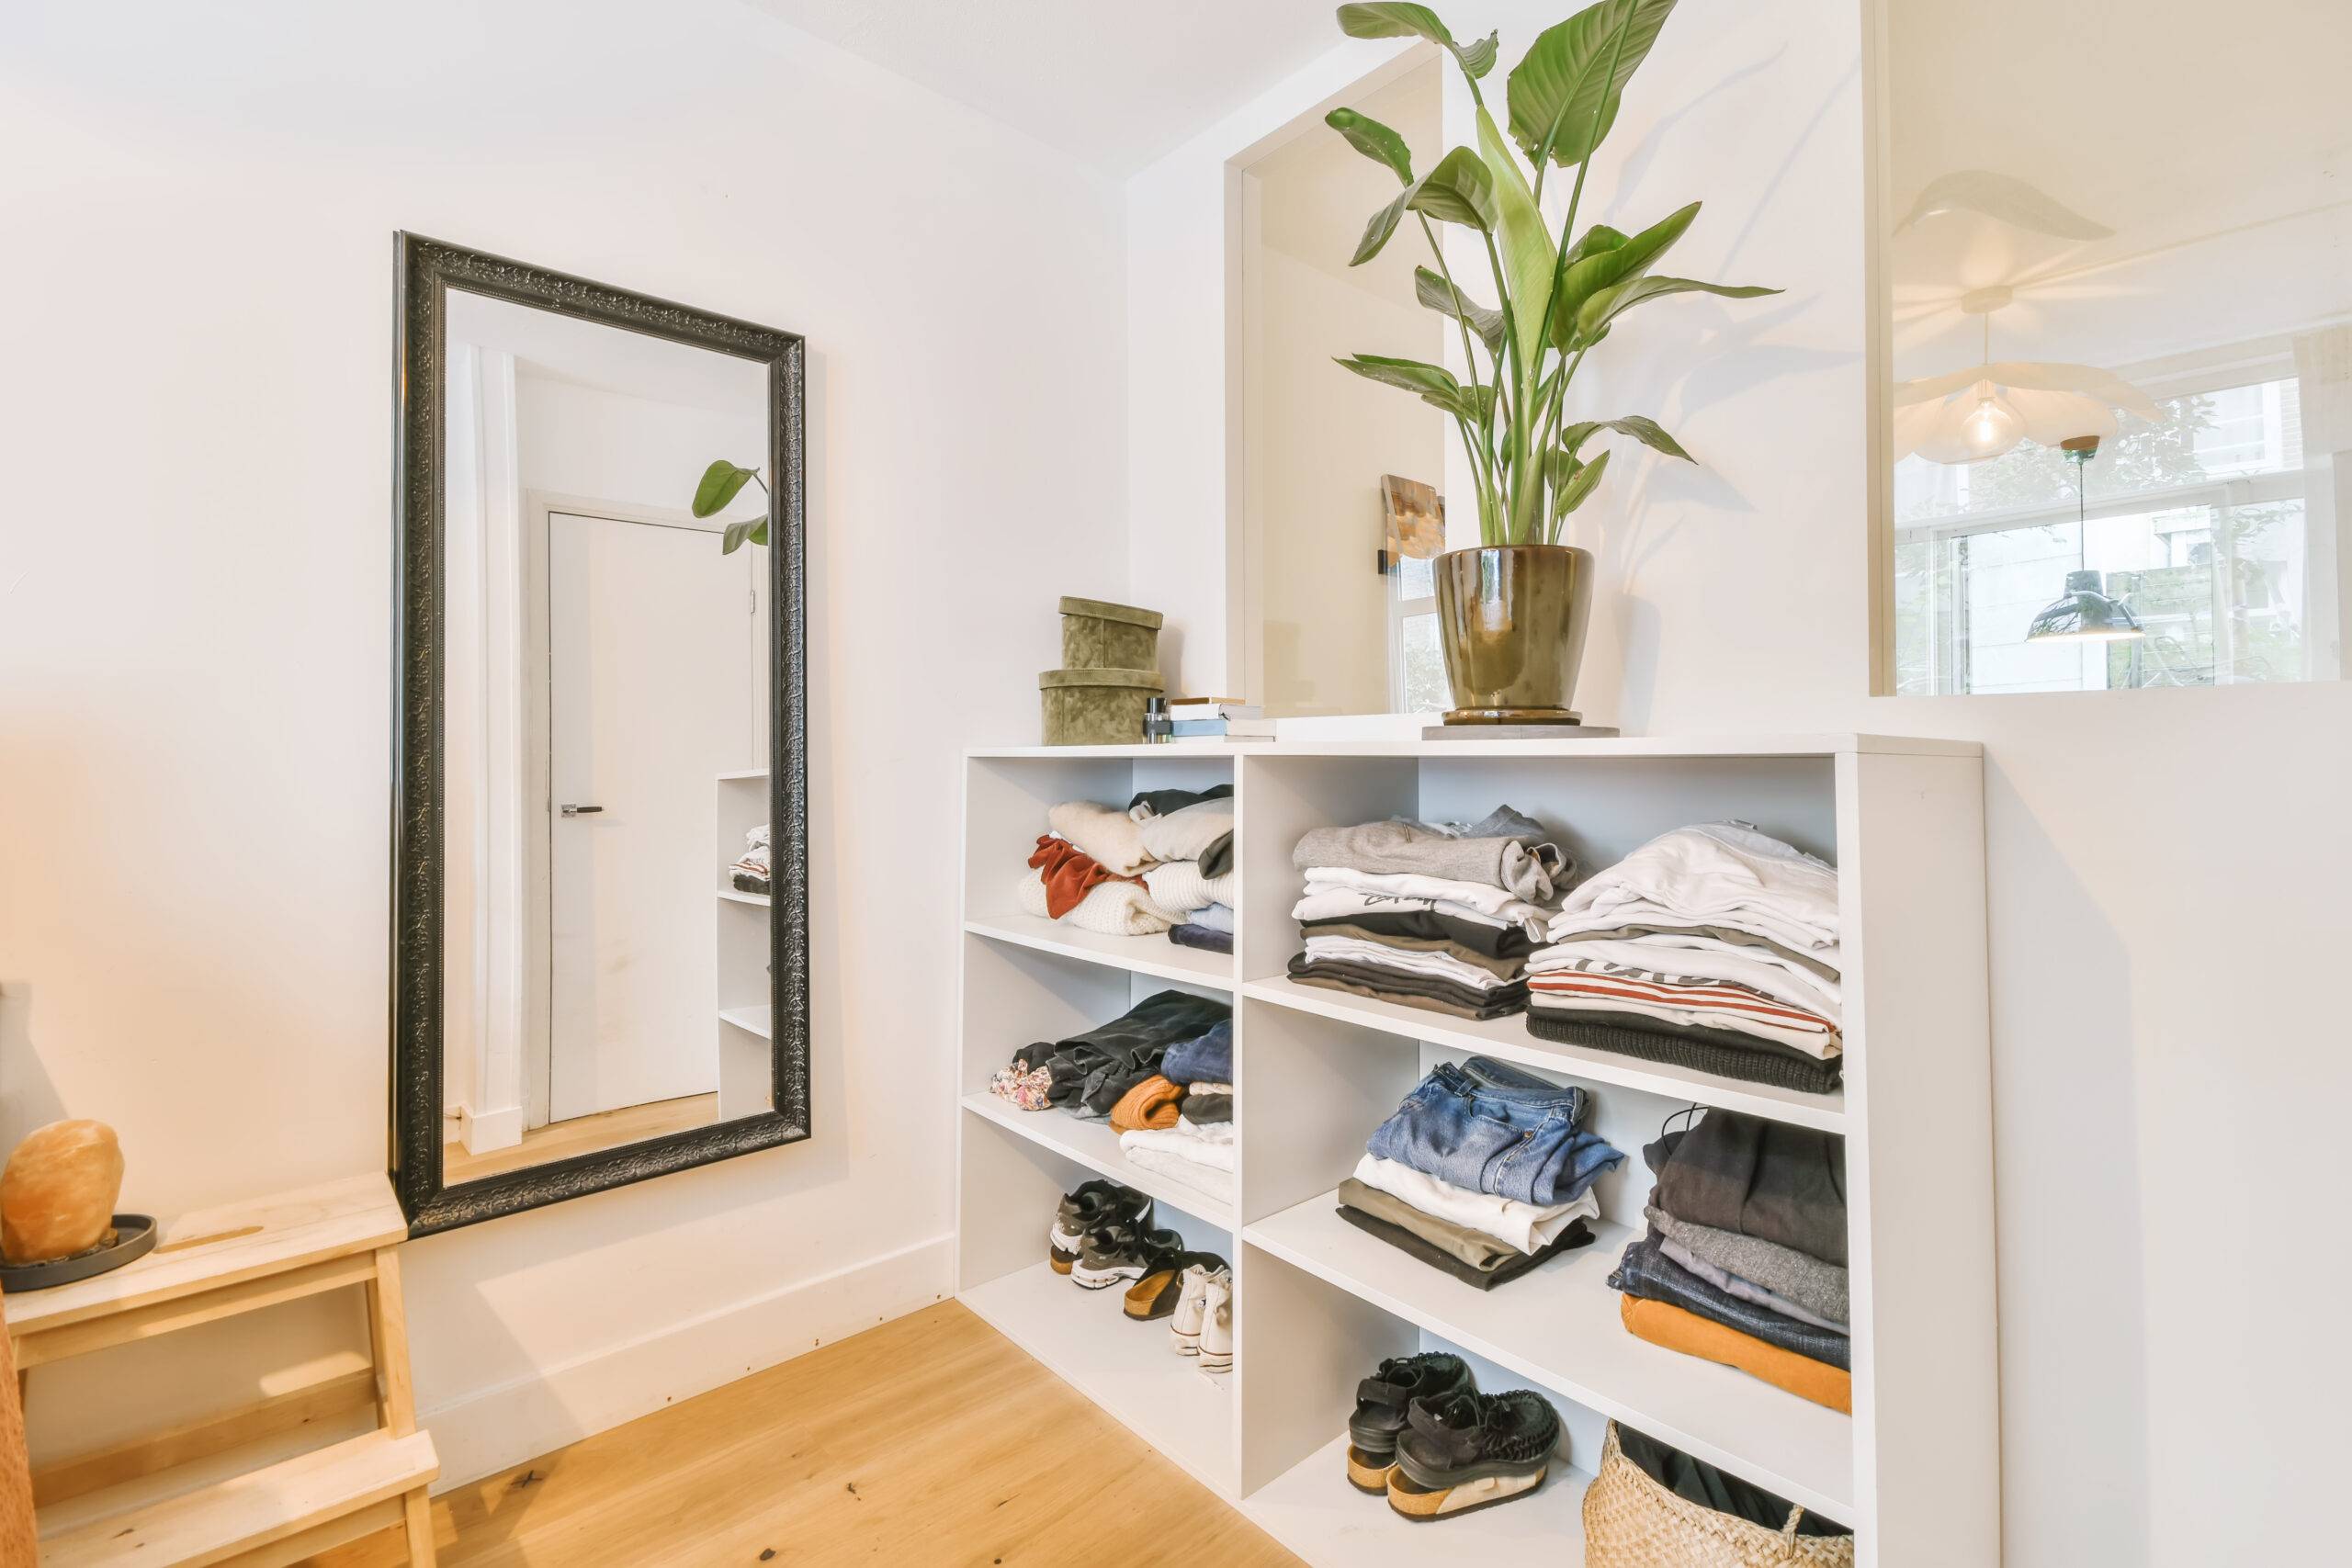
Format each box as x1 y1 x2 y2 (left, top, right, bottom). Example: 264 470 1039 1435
1583 1425 1854 1567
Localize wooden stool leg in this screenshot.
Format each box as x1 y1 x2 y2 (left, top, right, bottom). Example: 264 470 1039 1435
401 1484 437 1567
368 1247 435 1565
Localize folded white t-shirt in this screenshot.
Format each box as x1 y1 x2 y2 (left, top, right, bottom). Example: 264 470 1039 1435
1351 1154 1599 1255
1553 823 1838 955
1301 867 1556 926
1528 936 1839 1019
1304 934 1518 992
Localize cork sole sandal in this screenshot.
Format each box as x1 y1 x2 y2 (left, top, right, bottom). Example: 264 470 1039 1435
1385 1463 1547 1521
1123 1269 1183 1321
1345 1446 1396 1494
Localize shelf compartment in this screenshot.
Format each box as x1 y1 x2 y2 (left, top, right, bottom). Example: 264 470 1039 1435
1244 1435 1591 1566
1242 1191 1853 1523
1240 977 1844 1134
961 1093 1234 1230
717 887 770 908
718 1005 772 1039
960 1261 1235 1497
966 914 1236 990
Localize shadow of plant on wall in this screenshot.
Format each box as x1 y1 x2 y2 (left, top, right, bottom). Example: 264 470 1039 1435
1325 0 1780 547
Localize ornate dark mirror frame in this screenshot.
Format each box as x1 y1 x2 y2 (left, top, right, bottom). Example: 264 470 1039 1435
389 232 809 1236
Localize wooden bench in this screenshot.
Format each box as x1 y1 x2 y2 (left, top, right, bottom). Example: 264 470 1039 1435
8 1174 437 1565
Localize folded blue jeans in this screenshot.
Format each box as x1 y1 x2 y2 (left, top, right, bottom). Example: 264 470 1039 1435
1366 1056 1624 1205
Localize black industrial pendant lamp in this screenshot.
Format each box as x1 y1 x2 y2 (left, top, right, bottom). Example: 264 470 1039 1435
2026 435 2146 643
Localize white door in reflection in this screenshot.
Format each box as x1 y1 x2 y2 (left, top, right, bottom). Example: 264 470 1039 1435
547 510 755 1122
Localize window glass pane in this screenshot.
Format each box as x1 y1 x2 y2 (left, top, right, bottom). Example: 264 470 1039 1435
1397 611 1448 713
1893 378 2319 694
1393 553 1435 600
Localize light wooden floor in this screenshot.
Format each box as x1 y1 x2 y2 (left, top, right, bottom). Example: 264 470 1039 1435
309 1299 1302 1567
443 1093 720 1184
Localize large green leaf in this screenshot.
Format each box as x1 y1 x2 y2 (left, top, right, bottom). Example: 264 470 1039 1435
720 517 768 555
1549 201 1698 348
1562 414 1693 461
1414 265 1505 355
1335 353 1487 421
693 459 759 518
1549 446 1611 520
1475 105 1555 377
1336 4 1498 80
1349 147 1494 265
1577 275 1781 341
1508 0 1677 171
1405 145 1498 231
1326 107 1414 186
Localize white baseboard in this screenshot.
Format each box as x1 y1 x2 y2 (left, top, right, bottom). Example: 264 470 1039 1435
458 1103 524 1155
419 1231 953 1490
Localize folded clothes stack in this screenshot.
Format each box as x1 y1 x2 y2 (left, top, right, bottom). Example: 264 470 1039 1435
730 824 771 896
1119 1019 1234 1204
1336 1055 1622 1291
1287 807 1565 1021
988 990 1230 1117
1012 785 1237 946
1609 1109 1851 1412
1525 822 1845 1095
1130 784 1238 954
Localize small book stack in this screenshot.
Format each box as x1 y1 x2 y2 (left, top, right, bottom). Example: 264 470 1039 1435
1166 699 1277 743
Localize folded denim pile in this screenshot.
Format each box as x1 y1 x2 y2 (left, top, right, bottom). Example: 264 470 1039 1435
988 990 1229 1117
729 824 771 897
1013 784 1237 946
1287 807 1566 1021
1338 1055 1623 1291
1610 1108 1851 1412
1525 822 1845 1095
1116 1019 1235 1206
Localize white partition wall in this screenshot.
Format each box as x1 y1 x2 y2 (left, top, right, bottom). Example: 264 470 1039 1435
953 736 1996 1567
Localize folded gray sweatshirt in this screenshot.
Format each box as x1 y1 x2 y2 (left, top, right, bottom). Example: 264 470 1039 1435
1292 814 1562 903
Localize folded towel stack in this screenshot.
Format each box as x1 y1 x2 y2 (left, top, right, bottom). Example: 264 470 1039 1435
1334 1055 1623 1290
1286 807 1565 1021
1525 823 1845 1095
1609 1109 1851 1412
730 824 771 896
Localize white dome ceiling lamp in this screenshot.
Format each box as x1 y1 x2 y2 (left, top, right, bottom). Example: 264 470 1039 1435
1893 286 2162 465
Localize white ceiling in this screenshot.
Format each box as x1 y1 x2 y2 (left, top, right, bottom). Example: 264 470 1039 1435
743 0 1346 175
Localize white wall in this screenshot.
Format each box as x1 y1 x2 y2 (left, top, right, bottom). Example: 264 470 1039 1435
0 0 1128 1482
1125 5 2352 1562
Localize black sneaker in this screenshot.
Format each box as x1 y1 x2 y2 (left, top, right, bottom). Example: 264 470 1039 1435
1346 1353 1475 1493
1388 1389 1560 1520
1069 1224 1184 1291
1049 1180 1149 1274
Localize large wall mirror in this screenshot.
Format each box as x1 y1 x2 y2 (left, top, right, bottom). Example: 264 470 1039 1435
390 234 808 1235
1874 0 2350 695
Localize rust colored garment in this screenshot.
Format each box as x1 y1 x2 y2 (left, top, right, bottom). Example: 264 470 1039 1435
1110 1074 1186 1133
1619 1295 1852 1414
1030 835 1141 919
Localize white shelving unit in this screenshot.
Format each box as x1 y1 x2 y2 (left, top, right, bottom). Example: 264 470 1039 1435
954 737 1996 1567
716 769 773 1120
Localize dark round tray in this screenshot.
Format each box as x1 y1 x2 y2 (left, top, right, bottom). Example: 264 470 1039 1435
0 1214 157 1293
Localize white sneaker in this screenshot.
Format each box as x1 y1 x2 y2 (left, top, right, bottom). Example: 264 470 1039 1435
1170 1264 1210 1355
1198 1269 1233 1373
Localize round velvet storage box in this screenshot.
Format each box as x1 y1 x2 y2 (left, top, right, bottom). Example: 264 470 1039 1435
1057 595 1162 671
1038 666 1162 746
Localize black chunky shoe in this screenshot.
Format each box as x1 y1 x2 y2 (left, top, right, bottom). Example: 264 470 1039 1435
1069 1224 1184 1291
1388 1389 1560 1519
1344 1352 1476 1493
1049 1180 1149 1274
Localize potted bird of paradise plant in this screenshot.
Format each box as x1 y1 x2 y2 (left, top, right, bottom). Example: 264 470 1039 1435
1328 0 1776 721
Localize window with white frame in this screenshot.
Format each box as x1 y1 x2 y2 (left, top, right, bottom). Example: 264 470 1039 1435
1386 552 1449 712
1892 370 2324 694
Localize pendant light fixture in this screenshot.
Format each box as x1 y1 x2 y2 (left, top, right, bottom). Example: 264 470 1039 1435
2026 436 2146 643
1894 288 2162 465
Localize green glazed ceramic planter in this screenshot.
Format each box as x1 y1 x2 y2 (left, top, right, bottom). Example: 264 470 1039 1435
1431 544 1594 723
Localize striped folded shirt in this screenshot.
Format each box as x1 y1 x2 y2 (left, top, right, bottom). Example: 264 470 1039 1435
1526 958 1841 1058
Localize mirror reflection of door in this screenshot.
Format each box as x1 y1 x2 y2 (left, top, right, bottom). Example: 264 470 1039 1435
545 510 754 1125
439 288 774 1186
